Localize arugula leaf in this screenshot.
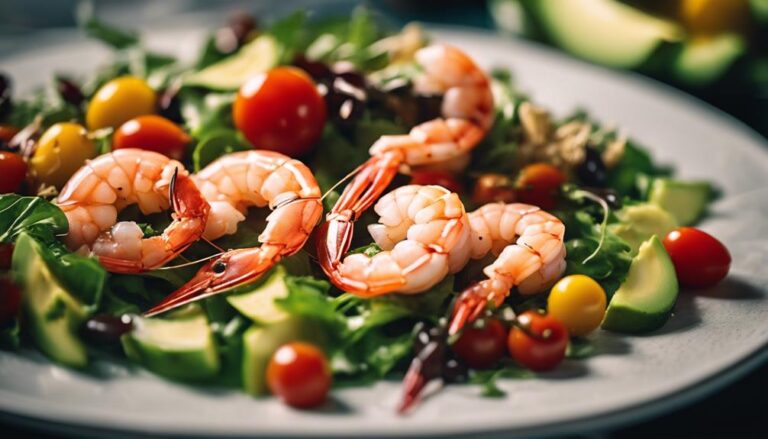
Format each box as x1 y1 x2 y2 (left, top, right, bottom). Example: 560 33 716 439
192 129 249 172
82 18 139 49
0 195 68 243
179 89 236 138
275 276 347 339
469 364 534 397
267 10 308 64
566 337 596 359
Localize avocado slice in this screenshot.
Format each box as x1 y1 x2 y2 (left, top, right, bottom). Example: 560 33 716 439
241 317 327 395
518 0 684 68
610 203 678 255
648 178 711 226
602 235 679 333
671 34 745 86
184 35 278 90
226 267 289 324
12 233 89 368
121 307 220 381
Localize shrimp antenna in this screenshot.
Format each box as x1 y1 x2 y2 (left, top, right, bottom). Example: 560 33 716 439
168 167 179 213
321 162 367 201
202 236 226 253
572 189 610 264
153 252 224 270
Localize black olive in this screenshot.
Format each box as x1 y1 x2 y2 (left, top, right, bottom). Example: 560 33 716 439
442 356 469 383
292 55 333 81
0 72 12 121
158 83 183 123
412 323 443 354
227 11 257 45
56 77 85 107
81 314 133 344
577 147 608 187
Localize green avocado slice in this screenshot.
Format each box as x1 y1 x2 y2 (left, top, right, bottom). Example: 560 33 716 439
602 235 679 334
518 0 683 68
12 233 89 368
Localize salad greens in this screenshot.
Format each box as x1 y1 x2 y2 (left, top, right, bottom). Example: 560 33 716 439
0 6 717 406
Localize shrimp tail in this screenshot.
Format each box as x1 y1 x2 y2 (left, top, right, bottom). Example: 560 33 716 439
398 331 445 415
144 245 280 317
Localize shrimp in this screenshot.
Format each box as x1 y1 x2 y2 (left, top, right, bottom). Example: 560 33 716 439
319 185 471 297
318 44 493 287
448 202 567 335
56 149 209 273
144 150 323 317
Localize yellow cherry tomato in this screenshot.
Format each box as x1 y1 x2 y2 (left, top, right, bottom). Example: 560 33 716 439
547 275 607 336
86 76 156 130
30 122 96 188
679 0 750 35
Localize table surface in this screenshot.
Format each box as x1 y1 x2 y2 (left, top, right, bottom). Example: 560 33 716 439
0 1 765 438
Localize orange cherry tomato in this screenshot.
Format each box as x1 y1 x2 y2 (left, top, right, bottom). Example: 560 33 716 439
0 151 27 194
515 163 566 210
410 170 464 194
472 173 516 205
508 310 569 372
663 227 731 288
267 342 332 408
233 67 326 157
113 115 191 160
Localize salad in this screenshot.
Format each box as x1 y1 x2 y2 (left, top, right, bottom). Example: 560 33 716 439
0 8 733 412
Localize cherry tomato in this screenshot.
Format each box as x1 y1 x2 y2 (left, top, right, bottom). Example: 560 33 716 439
0 125 19 143
452 319 507 369
663 227 731 288
0 277 22 325
113 115 191 160
515 163 566 210
472 173 516 205
547 275 606 336
267 342 331 408
86 76 156 130
233 67 326 157
0 151 27 193
0 244 12 269
30 123 95 188
410 170 464 194
508 310 569 372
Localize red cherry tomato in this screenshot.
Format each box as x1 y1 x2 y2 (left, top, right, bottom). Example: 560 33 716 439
0 125 19 143
507 310 569 371
233 67 326 157
0 244 13 269
515 163 566 210
410 170 464 194
0 151 27 194
0 277 22 325
267 342 332 408
113 115 191 160
452 318 508 369
663 227 731 288
472 173 516 205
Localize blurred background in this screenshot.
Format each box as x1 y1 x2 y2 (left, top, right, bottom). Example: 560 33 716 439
1 0 765 437
1 0 766 137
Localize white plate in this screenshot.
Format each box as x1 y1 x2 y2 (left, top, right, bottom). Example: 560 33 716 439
2 24 768 438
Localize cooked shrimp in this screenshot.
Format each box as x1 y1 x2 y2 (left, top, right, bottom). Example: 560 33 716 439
318 45 493 284
56 149 209 273
144 150 323 316
319 185 471 297
448 202 567 335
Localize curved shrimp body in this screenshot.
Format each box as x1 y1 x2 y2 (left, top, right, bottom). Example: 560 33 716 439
56 149 210 273
449 203 566 335
320 185 471 297
144 150 323 317
318 45 492 283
